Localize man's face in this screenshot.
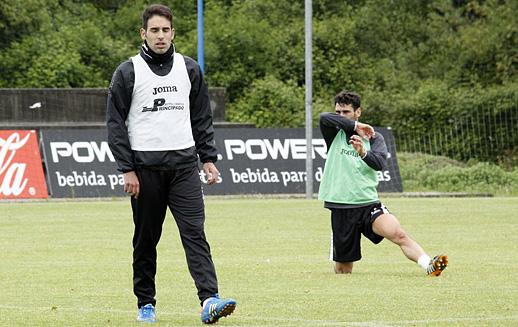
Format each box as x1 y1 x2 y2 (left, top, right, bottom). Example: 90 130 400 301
141 15 174 54
335 103 361 121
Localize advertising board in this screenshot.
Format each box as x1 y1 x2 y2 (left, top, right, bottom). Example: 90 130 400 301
41 128 402 198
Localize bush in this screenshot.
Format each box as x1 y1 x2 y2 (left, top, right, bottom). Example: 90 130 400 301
398 152 518 195
226 75 305 128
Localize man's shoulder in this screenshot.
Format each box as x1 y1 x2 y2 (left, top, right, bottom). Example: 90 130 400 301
117 58 135 72
110 58 135 81
178 54 201 72
372 129 386 141
369 129 388 152
108 57 136 94
179 53 195 63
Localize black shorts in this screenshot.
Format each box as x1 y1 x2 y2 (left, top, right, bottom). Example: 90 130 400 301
330 202 389 262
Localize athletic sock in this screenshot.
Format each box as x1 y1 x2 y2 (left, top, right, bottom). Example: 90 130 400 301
417 254 431 270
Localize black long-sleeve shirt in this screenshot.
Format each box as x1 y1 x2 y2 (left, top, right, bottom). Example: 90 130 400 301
106 45 217 173
319 112 388 171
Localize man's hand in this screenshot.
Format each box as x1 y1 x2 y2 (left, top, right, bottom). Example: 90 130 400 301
356 122 375 139
203 162 220 185
123 171 140 199
349 135 366 157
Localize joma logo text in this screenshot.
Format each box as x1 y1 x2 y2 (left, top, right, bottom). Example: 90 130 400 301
152 85 178 95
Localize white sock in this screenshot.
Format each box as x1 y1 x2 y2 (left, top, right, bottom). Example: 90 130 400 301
417 254 431 270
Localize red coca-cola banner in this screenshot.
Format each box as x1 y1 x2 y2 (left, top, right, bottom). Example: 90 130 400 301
0 130 48 199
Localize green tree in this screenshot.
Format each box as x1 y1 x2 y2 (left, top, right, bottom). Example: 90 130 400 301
0 0 516 163
227 75 305 128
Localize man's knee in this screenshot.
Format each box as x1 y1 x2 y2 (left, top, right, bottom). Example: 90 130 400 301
389 228 410 245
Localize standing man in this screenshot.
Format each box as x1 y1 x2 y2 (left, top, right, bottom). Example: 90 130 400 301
107 4 236 324
318 90 448 276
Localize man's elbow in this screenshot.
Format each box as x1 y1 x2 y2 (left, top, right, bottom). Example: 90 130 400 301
319 112 334 127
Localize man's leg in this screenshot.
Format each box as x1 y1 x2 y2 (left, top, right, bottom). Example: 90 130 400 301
168 166 218 302
331 208 362 274
371 211 448 276
169 166 236 323
132 169 168 308
371 213 425 262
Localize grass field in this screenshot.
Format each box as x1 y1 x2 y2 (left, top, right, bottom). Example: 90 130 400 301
1 197 517 326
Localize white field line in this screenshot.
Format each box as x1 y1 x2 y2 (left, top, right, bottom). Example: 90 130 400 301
0 304 517 326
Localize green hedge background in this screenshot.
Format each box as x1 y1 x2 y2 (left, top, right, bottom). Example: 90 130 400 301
1 0 516 180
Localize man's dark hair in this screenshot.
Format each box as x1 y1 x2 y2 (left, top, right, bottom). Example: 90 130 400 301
334 90 361 110
142 4 173 29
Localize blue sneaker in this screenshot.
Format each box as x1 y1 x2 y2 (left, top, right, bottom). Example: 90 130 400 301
200 296 236 324
137 303 156 323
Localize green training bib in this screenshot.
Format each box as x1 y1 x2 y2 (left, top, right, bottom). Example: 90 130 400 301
318 130 379 204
